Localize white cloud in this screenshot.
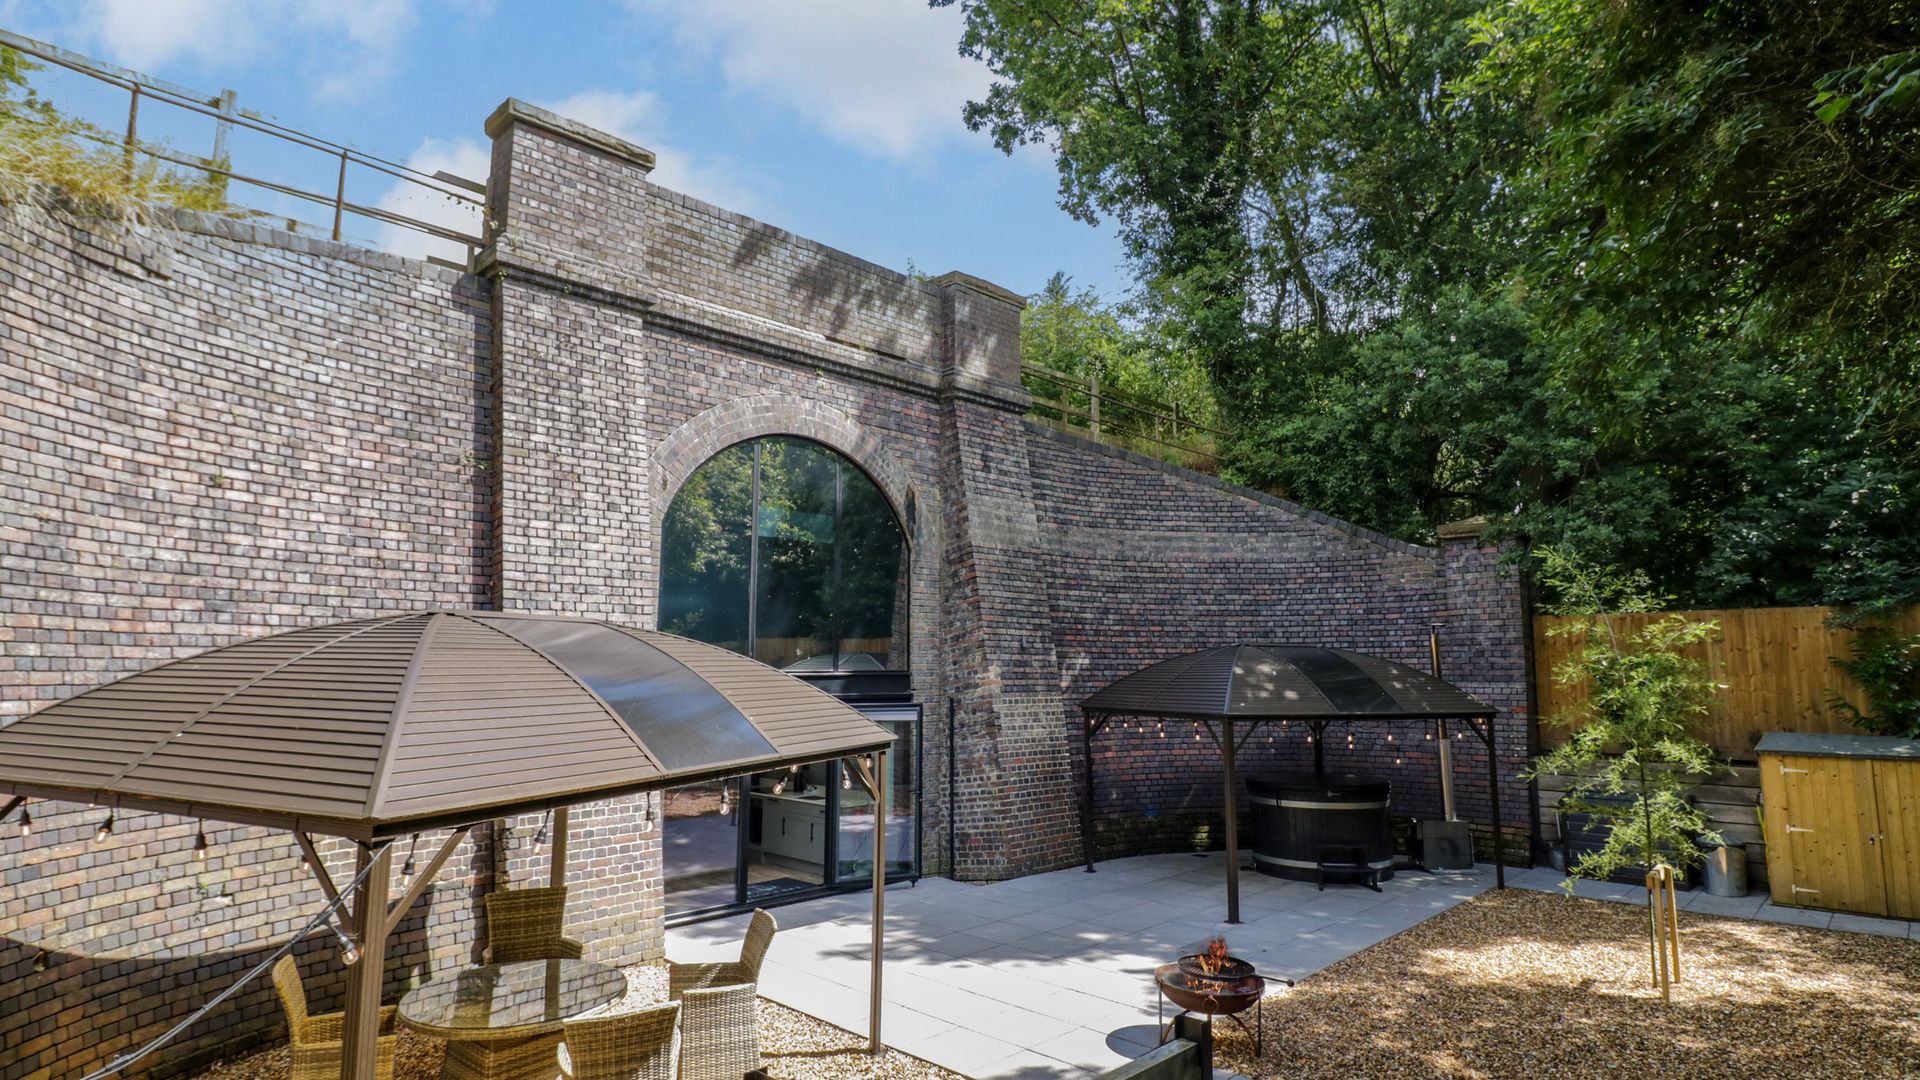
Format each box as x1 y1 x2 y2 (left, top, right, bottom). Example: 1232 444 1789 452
371 91 765 264
538 89 763 214
68 0 417 99
633 0 989 159
373 138 490 264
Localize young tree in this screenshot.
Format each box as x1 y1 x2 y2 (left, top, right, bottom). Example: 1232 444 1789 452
1531 548 1724 892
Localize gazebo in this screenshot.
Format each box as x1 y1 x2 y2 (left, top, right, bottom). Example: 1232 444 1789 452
0 611 899 1078
1078 641 1505 923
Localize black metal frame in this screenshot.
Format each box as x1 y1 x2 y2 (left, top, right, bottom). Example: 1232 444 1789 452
1081 707 1506 924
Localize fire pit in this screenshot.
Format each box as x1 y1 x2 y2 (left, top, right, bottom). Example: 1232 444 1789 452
1153 937 1289 1054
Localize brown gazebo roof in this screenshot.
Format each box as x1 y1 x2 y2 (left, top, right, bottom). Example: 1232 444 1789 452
1079 643 1494 721
0 611 893 839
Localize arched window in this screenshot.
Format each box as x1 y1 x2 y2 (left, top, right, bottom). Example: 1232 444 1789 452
660 436 909 672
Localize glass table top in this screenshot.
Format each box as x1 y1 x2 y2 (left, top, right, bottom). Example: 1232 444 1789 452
396 959 629 1038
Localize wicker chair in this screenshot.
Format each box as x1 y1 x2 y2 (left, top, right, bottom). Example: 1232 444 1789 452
271 956 399 1080
666 909 776 998
483 885 585 964
557 1000 681 1080
677 983 760 1080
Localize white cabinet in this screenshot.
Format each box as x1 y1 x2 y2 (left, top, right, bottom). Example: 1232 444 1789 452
753 795 825 865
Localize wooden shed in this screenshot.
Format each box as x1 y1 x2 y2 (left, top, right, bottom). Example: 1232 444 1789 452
1758 732 1920 919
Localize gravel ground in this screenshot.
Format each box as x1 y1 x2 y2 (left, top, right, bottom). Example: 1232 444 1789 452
195 963 960 1080
1211 889 1920 1080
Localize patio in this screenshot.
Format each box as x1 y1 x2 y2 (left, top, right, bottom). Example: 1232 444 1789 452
669 852 1495 1078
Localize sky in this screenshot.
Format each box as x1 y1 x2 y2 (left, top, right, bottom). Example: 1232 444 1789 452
0 0 1130 299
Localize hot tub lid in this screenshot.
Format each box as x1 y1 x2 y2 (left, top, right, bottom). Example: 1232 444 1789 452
1247 771 1390 801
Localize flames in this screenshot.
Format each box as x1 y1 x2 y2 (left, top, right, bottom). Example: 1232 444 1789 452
1198 936 1229 975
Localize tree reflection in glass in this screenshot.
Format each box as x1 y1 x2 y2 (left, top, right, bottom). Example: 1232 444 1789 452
660 436 908 671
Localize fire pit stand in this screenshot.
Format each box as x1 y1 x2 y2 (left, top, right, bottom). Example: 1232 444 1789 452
1153 953 1291 1056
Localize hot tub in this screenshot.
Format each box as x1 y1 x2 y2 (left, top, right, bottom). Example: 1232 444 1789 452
1247 772 1395 883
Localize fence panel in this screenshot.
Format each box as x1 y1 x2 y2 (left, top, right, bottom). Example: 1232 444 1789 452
1533 605 1920 758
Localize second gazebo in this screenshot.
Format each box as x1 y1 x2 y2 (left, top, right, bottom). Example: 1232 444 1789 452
1077 642 1502 923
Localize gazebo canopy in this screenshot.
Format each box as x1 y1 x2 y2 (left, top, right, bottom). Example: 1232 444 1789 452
0 610 895 840
1077 641 1506 923
1079 643 1494 721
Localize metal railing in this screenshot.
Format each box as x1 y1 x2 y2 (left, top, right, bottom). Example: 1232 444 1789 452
0 28 486 264
1022 361 1230 466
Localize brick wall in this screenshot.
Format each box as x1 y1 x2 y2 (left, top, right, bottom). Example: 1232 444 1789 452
1028 428 1532 862
1 96 1531 1080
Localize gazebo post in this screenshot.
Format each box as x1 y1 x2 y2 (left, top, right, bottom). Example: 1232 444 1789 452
341 842 392 1080
1081 714 1103 873
1221 719 1241 925
550 805 569 888
1478 718 1506 889
870 748 887 1055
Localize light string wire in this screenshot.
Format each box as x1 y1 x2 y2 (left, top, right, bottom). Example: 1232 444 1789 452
77 841 393 1080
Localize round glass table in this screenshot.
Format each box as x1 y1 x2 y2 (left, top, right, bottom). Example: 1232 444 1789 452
397 959 631 1080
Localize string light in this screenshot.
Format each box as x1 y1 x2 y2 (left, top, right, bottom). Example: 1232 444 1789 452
533 809 551 847
401 833 419 879
841 769 853 790
194 828 209 861
31 951 48 973
329 916 363 966
95 813 114 842
17 807 29 837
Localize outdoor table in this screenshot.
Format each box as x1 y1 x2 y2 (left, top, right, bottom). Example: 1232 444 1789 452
396 958 632 1080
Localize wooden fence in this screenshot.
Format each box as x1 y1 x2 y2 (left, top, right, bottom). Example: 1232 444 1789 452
1021 362 1229 469
1533 605 1920 759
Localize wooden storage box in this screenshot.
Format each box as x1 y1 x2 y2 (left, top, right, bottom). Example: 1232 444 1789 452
1758 732 1920 918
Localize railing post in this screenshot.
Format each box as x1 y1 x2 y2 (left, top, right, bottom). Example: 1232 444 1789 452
1089 371 1101 436
211 88 237 162
332 149 349 241
1172 401 1180 438
123 84 140 179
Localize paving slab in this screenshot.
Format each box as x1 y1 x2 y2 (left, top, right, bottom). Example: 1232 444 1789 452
670 853 1493 1077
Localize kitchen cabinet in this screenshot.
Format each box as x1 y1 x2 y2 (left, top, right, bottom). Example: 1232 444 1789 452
752 793 826 865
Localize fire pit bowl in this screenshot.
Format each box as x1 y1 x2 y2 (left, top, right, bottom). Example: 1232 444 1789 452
1154 952 1282 1056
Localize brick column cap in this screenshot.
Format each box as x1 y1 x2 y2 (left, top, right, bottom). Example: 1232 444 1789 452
1436 515 1492 542
931 270 1027 309
485 98 657 172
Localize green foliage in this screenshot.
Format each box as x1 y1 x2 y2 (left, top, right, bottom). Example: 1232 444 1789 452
0 45 229 221
944 0 1920 613
1828 625 1920 739
1021 272 1219 431
1528 549 1724 888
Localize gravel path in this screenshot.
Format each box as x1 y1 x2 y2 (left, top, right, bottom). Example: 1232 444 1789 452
1211 888 1920 1080
195 964 961 1080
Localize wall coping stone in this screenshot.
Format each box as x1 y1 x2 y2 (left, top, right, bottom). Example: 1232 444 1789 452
1436 515 1493 542
155 206 472 283
485 98 657 171
1023 420 1439 558
931 269 1027 309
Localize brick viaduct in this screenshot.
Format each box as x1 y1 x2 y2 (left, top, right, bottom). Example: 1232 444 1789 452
0 99 1528 1078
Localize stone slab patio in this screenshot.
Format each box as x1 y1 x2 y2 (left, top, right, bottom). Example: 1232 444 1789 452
667 852 1494 1079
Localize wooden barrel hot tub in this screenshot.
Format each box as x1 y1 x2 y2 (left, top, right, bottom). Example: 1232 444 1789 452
1247 771 1396 883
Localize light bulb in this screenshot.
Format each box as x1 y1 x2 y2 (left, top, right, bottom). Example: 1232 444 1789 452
841 772 852 790
331 917 362 965
18 808 29 837
1395 757 1403 765
772 780 785 795
402 856 416 878
194 829 209 861
95 813 114 841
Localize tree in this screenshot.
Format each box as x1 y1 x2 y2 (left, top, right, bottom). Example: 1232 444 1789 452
1530 549 1723 891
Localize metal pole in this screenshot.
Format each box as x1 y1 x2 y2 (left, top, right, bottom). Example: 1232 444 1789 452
870 748 887 1055
1484 718 1505 889
341 843 391 1080
1432 628 1458 821
1222 720 1241 925
332 149 349 241
549 806 569 889
211 88 237 162
1082 716 1099 872
123 85 140 179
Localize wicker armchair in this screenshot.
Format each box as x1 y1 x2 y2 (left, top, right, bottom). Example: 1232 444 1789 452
483 885 585 964
677 983 760 1080
557 1000 681 1080
666 909 776 998
271 956 399 1080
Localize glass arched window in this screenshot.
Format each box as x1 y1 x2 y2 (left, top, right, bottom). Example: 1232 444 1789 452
660 436 909 673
